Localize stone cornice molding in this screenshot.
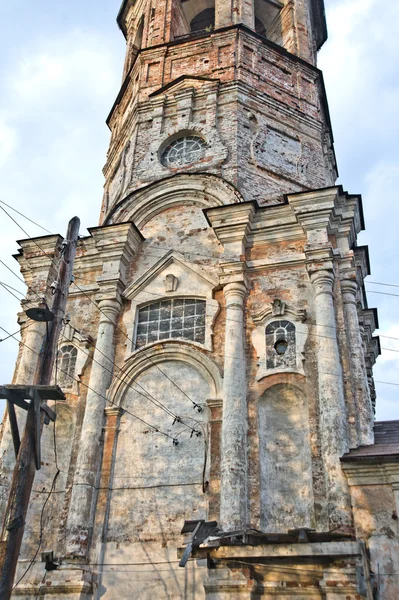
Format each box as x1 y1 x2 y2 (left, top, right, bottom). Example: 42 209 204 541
287 186 363 249
308 268 335 297
96 298 122 326
207 398 223 409
204 202 256 255
14 235 63 302
340 270 358 304
219 261 249 289
104 405 124 418
223 282 247 310
342 459 399 487
60 323 93 348
79 222 144 302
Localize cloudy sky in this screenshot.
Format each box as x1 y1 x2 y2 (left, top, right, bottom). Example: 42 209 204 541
0 0 398 422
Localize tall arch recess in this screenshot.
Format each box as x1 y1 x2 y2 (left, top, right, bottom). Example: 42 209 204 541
104 173 244 227
258 383 314 532
180 1 215 33
106 344 222 549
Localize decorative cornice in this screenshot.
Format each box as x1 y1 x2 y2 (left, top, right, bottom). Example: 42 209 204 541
123 250 219 300
252 299 307 324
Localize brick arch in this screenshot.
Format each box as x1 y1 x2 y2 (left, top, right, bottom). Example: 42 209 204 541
105 172 244 228
108 342 223 407
257 371 306 397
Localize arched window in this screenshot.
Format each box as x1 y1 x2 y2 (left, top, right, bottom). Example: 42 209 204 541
135 299 206 348
266 320 296 370
255 16 266 37
190 8 215 33
161 135 206 168
254 0 282 39
57 345 78 389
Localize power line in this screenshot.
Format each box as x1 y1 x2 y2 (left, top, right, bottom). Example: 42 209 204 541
0 321 35 343
0 324 179 443
0 282 25 303
0 200 52 235
0 280 27 298
12 470 60 590
367 289 399 299
73 280 204 412
2 277 398 393
58 329 202 437
4 203 399 398
0 204 53 259
0 206 205 414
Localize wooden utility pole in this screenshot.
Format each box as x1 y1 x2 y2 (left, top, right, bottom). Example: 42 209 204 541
0 216 80 599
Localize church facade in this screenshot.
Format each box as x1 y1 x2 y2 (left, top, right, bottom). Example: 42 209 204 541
1 1 399 598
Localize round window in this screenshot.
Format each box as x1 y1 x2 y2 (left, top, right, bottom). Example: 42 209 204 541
161 135 206 168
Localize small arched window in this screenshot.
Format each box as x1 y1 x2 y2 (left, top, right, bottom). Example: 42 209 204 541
266 320 296 370
135 299 206 349
57 345 78 389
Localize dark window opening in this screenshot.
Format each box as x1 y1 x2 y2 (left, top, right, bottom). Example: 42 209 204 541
190 8 215 33
255 16 266 37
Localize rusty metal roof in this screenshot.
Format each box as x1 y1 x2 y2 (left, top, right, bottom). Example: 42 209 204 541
341 420 399 461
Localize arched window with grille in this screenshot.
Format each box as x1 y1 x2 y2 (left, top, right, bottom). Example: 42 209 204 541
135 299 206 349
266 320 296 370
57 345 78 389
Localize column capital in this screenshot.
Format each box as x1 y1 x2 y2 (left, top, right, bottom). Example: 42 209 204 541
340 272 358 304
309 268 335 297
223 282 247 308
97 297 122 325
104 405 123 418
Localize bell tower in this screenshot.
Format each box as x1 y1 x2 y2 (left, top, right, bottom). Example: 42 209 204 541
101 0 335 224
4 1 398 599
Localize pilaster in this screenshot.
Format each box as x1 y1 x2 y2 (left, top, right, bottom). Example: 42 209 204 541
220 277 248 531
65 223 142 557
307 261 352 529
340 271 374 447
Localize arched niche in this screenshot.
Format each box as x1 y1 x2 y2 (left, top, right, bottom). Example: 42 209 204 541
105 173 244 228
258 382 314 532
254 0 282 41
181 0 215 29
107 344 222 545
191 8 215 32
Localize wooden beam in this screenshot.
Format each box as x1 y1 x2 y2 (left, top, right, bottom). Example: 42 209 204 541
6 401 20 459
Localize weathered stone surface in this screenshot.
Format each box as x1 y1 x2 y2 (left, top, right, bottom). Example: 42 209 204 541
1 1 394 599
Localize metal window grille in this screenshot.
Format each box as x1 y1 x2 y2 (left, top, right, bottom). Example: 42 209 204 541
266 320 296 370
161 136 206 167
135 299 206 349
57 345 78 389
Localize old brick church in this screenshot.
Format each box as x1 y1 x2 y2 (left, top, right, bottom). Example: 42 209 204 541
1 0 398 598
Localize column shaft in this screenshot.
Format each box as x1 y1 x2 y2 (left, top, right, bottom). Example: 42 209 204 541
220 282 248 530
341 278 374 446
310 269 352 527
66 299 120 556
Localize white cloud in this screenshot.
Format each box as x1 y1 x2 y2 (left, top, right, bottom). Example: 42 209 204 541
8 30 118 108
0 26 122 402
